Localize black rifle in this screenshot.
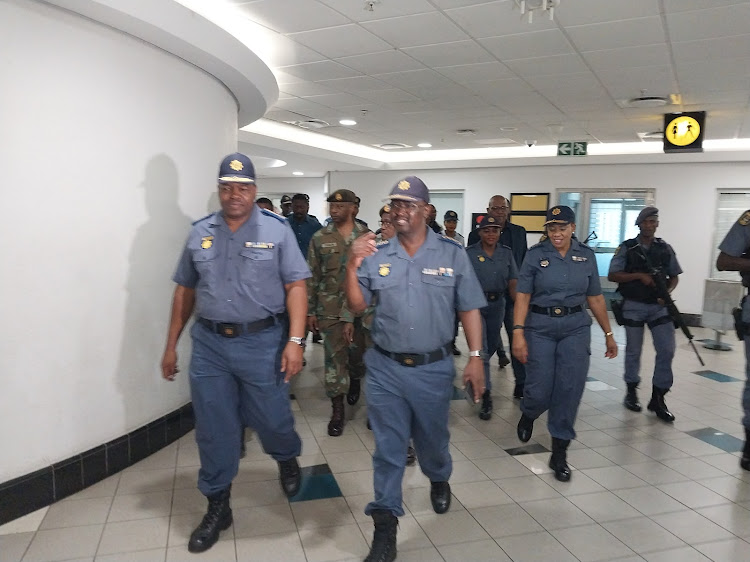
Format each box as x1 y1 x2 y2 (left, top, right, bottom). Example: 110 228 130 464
583 230 598 245
650 267 705 366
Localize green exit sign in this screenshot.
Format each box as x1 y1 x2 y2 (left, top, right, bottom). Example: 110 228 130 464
557 141 588 156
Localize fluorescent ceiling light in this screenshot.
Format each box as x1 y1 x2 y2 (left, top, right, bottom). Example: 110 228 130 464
417 143 432 148
339 119 357 126
292 171 304 176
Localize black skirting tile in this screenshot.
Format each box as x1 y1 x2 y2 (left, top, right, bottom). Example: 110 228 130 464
53 456 83 501
148 420 167 453
0 467 53 526
129 427 150 464
165 411 182 444
82 446 107 488
106 436 129 475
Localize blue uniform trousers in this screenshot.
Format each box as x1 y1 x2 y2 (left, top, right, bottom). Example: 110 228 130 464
364 348 454 517
744 337 750 429
496 297 527 385
622 300 675 389
189 322 302 496
481 300 505 391
522 311 591 440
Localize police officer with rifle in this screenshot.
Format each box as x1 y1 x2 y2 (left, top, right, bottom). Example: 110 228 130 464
608 207 685 422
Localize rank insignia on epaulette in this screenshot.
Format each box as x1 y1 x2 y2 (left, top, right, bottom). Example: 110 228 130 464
739 211 750 226
614 245 621 256
201 236 214 249
478 256 485 262
540 259 549 267
379 264 391 277
376 239 389 247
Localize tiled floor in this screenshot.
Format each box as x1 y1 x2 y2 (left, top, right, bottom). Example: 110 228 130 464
3 319 750 561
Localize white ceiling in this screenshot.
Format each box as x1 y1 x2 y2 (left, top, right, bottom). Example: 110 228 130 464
219 0 750 174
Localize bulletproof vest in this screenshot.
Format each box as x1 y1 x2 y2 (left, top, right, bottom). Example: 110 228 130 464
617 238 672 302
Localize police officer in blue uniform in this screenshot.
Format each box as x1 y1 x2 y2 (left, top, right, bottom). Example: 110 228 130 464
513 206 617 481
717 210 750 470
466 216 518 420
161 153 311 553
608 207 682 422
345 176 486 562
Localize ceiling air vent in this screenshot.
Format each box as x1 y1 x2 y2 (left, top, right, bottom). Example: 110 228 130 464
621 91 670 108
285 119 330 129
456 129 477 136
638 131 664 140
376 143 410 149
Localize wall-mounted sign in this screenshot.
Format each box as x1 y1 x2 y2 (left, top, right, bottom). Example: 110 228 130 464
557 141 587 156
663 111 705 153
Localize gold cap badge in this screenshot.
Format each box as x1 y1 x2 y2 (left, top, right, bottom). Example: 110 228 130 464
398 180 410 191
229 159 243 171
488 217 495 223
335 193 343 201
552 207 561 215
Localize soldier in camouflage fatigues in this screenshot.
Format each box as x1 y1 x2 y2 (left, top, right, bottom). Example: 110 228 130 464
307 189 369 436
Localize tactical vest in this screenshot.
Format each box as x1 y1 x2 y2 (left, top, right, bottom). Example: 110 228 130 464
617 238 672 303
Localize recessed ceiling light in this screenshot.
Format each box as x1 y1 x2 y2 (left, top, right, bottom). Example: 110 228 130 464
499 126 518 132
376 143 411 150
339 119 357 126
292 171 304 176
417 142 432 148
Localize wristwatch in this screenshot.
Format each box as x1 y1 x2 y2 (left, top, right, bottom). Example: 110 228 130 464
288 336 305 347
468 350 481 357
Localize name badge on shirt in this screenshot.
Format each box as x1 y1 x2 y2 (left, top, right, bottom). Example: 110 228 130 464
245 242 275 249
322 242 337 248
572 255 588 262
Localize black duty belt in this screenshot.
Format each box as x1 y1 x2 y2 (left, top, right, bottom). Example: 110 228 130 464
374 343 452 367
531 304 584 317
485 291 502 302
198 314 285 338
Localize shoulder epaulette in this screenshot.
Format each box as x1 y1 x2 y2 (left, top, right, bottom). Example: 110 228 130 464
376 239 390 247
622 238 639 249
439 234 463 248
529 241 544 250
500 243 512 251
739 210 750 226
192 213 213 226
261 208 287 222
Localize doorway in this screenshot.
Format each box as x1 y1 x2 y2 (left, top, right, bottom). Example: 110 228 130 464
430 191 465 236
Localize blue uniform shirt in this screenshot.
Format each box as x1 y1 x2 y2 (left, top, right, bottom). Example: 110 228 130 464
173 209 311 322
517 238 601 306
357 229 487 353
287 214 322 259
466 243 518 295
719 211 750 285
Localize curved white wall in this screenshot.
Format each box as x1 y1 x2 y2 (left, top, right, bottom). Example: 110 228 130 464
0 0 247 481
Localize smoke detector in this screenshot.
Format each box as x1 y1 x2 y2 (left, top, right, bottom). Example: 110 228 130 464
622 90 670 108
285 119 330 129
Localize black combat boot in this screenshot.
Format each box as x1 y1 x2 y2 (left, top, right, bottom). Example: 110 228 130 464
430 481 451 514
328 395 345 436
624 382 642 412
278 457 301 497
479 390 493 420
741 427 750 471
188 488 232 553
647 386 675 422
513 383 524 399
549 438 571 482
517 413 534 442
347 378 361 405
364 510 398 562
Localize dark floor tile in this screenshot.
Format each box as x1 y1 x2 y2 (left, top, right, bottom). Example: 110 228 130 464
693 370 742 383
685 427 744 453
504 443 549 456
301 464 332 477
288 472 342 503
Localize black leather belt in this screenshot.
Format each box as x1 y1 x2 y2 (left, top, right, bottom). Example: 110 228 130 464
531 304 584 317
374 343 452 367
485 292 502 302
198 314 285 338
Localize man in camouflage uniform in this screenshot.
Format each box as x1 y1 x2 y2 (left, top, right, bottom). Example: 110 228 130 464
307 189 369 436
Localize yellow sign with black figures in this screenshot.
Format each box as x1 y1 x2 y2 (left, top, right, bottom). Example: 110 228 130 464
664 112 705 153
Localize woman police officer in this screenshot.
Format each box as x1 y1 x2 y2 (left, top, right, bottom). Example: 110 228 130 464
512 205 618 481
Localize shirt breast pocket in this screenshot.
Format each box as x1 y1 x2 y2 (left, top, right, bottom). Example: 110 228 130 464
319 246 341 271
192 247 218 283
421 274 456 289
240 248 274 269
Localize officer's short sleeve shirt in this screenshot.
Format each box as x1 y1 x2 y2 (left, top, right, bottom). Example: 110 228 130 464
357 229 487 353
517 239 601 306
465 244 518 294
173 209 311 322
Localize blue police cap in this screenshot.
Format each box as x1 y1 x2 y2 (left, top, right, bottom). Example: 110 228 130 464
478 215 502 229
386 176 430 203
635 206 659 225
218 153 255 184
444 210 459 221
544 205 575 225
